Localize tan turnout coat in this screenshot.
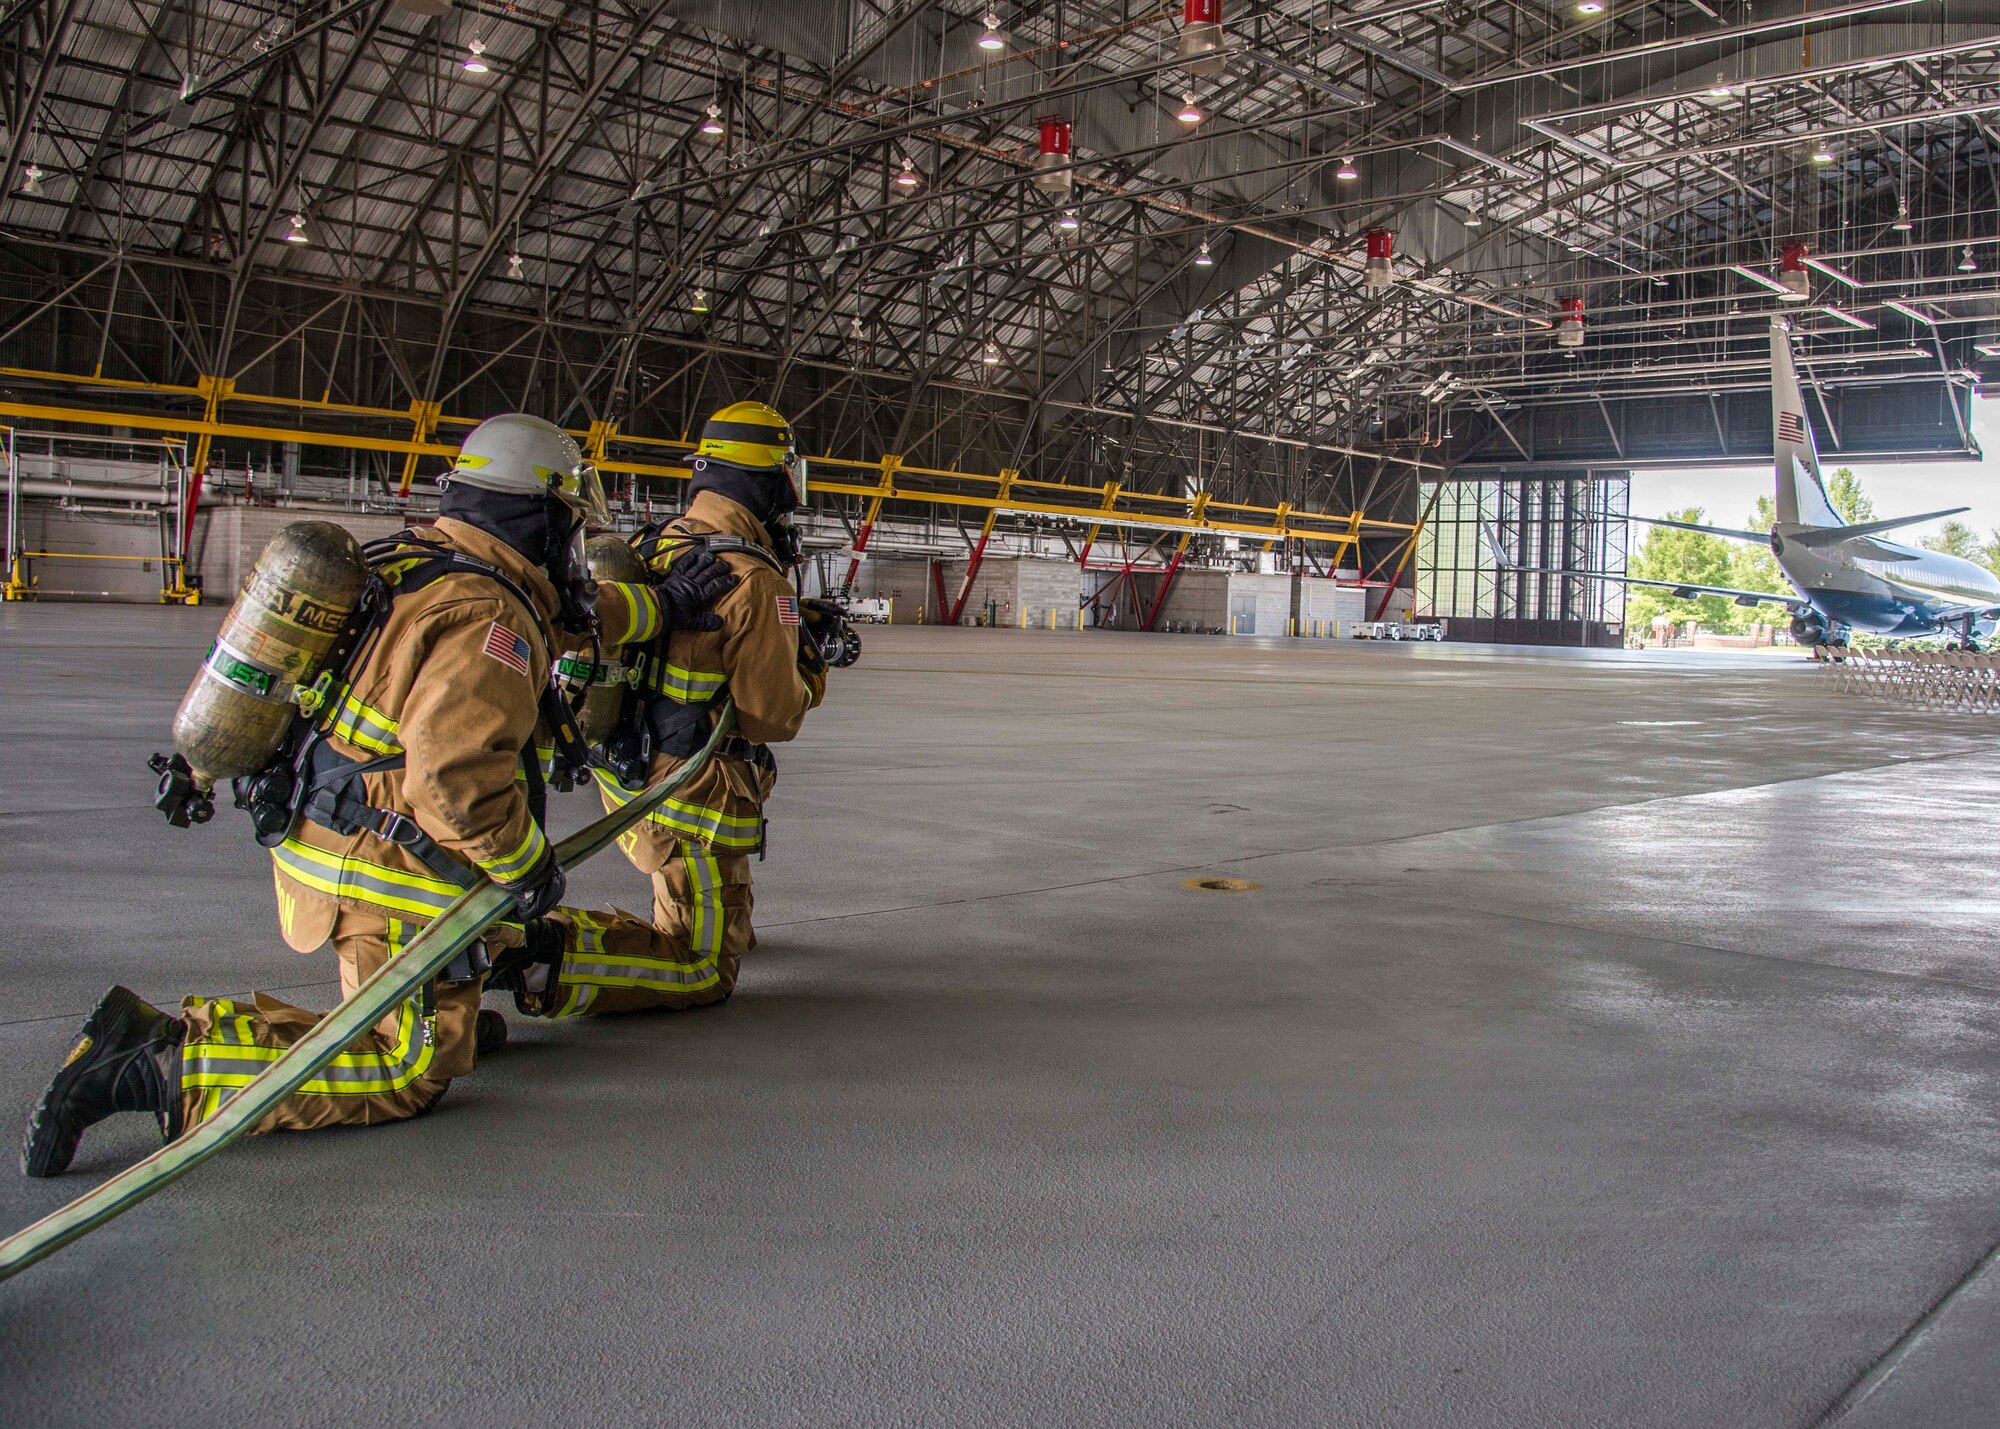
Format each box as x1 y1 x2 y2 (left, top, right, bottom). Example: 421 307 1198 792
596 489 823 867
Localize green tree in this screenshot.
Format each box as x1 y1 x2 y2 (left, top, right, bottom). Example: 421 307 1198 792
1626 507 1743 635
1824 467 1874 524
1921 520 1983 561
1726 494 1794 629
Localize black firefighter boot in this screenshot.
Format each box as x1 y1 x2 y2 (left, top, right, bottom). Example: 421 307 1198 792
22 986 185 1178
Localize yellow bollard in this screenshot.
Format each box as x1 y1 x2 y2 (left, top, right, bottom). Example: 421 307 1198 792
1230 615 1238 635
1289 617 1296 637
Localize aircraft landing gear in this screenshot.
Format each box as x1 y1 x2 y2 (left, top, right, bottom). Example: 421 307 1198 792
1946 616 1983 654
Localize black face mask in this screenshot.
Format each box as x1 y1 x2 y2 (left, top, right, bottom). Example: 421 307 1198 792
767 519 803 566
438 483 594 632
547 506 595 636
689 459 799 557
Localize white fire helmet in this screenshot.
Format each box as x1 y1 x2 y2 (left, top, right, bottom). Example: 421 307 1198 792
444 413 611 526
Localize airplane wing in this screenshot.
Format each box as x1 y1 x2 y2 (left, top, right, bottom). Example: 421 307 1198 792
1626 514 1771 546
1481 523 1807 610
1787 507 1971 547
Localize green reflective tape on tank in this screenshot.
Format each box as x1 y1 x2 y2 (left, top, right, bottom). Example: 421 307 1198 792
201 637 295 704
0 701 737 1283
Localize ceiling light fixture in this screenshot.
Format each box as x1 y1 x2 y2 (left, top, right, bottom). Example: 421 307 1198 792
20 163 44 196
506 251 524 280
463 39 490 75
1707 75 1733 97
1960 245 1979 272
1057 208 1079 232
1463 205 1483 227
982 341 1001 365
1576 0 1604 14
283 212 309 244
701 104 724 136
1811 145 1835 165
1194 238 1213 266
977 13 1005 50
1335 156 1358 181
691 286 709 312
1176 92 1204 125
894 157 920 189
1891 198 1913 232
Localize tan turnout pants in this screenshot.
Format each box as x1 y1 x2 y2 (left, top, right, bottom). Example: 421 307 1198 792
532 843 753 1018
178 907 481 1132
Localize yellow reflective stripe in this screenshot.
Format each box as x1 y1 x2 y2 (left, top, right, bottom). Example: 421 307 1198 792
594 770 762 848
271 840 461 918
601 581 661 645
553 889 724 999
329 689 401 756
625 585 661 644
686 847 723 958
644 661 726 702
181 945 435 1098
477 819 548 883
513 748 558 786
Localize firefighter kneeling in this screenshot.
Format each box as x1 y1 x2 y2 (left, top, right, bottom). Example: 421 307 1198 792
485 401 828 1021
21 414 736 1175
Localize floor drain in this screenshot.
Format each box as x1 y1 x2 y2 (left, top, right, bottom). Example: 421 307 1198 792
1183 877 1261 892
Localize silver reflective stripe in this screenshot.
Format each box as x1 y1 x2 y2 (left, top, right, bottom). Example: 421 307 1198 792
330 691 402 756
272 841 461 918
686 847 723 957
202 636 297 704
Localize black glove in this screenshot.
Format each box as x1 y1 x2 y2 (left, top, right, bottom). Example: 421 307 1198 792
508 848 567 921
799 597 844 633
796 598 841 676
796 629 827 677
653 546 738 633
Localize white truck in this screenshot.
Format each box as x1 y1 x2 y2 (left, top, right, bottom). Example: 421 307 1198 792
1350 620 1444 642
841 597 893 624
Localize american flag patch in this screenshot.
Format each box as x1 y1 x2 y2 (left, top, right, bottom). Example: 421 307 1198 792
775 596 800 626
1776 410 1806 444
483 622 531 676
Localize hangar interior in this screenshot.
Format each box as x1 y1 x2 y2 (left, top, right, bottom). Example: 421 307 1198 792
3 1 2000 1424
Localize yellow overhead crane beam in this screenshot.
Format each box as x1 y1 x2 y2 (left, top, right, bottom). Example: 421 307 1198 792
0 370 1414 552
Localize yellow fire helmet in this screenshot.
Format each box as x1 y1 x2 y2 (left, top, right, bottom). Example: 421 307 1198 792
693 400 808 507
446 413 612 526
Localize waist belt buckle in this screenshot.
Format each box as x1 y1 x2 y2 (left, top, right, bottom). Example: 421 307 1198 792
376 809 422 847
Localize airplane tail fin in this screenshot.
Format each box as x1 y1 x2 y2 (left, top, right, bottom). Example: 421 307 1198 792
1770 320 1842 528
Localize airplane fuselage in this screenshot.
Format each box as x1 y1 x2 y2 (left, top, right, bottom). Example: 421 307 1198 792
1772 524 2000 636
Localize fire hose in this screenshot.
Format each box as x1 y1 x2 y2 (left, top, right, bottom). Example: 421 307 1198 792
0 702 736 1282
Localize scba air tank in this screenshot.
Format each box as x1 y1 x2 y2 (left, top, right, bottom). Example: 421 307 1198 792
172 521 369 786
574 533 650 744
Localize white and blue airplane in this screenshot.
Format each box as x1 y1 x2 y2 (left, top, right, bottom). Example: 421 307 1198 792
1490 319 2000 648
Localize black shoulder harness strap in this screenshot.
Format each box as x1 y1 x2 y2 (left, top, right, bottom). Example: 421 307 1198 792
242 531 584 877
635 521 789 578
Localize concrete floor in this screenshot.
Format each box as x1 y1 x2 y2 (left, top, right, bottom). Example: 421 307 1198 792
3 608 1998 1426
